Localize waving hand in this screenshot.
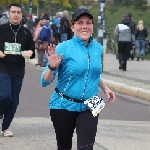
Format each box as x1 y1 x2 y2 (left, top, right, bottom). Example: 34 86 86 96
45 44 63 68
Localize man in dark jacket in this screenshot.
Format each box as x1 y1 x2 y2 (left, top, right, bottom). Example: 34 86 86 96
0 3 35 137
114 14 135 71
128 13 136 60
128 13 136 32
60 10 72 42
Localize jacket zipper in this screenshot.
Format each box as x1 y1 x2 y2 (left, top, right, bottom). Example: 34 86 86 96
63 73 72 93
81 47 90 100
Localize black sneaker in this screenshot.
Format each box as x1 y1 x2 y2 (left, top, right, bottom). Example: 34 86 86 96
141 57 144 61
119 66 122 70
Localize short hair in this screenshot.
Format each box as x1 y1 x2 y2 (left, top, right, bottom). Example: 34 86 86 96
9 3 22 11
63 10 68 14
128 13 132 18
58 12 63 15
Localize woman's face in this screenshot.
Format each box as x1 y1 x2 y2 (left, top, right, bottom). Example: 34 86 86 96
72 15 93 41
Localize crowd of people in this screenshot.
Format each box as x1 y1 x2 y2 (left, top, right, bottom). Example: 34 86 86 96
31 10 73 67
114 13 149 71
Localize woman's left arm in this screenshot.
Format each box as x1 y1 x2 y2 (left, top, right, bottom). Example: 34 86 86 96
98 79 115 104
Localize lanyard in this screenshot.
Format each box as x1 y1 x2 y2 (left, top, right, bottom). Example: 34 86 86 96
9 22 21 43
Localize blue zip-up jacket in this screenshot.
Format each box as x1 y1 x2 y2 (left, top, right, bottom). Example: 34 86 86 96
41 36 103 112
39 22 51 45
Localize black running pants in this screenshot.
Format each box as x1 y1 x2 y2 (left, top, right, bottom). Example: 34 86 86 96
50 109 99 150
118 41 131 69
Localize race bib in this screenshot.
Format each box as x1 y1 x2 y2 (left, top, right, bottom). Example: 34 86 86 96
84 96 105 117
4 42 21 55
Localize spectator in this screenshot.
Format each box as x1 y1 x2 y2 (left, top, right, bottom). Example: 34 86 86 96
127 13 136 60
27 14 34 35
38 14 51 67
59 10 72 42
53 12 62 43
128 13 136 32
114 14 135 71
50 22 59 45
33 18 43 66
135 20 148 61
21 14 27 26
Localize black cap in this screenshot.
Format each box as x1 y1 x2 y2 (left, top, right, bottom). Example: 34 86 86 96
72 8 93 21
123 14 130 20
41 14 49 20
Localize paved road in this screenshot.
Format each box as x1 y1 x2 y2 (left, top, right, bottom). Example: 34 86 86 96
0 64 150 150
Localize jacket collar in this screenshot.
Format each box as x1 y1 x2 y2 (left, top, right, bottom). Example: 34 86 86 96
72 35 93 47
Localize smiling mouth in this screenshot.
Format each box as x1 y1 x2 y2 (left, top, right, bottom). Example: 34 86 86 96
81 31 88 34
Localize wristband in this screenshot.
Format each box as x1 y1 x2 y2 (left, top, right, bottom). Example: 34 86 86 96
48 64 56 71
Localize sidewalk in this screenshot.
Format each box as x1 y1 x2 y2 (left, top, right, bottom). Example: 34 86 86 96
102 53 150 101
28 53 150 101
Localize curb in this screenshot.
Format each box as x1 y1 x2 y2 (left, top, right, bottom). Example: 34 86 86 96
103 79 150 101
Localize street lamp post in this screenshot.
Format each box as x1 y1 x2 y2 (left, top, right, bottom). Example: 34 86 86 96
37 0 39 18
97 0 106 71
97 0 105 46
28 0 32 15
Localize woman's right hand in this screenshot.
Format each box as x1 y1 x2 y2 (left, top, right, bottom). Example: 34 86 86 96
45 44 63 68
0 51 6 58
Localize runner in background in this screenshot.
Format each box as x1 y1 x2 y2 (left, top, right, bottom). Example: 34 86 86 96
0 3 35 137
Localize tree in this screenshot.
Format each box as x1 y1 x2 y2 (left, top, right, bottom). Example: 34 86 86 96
122 0 133 6
132 0 148 11
108 0 149 11
51 0 72 8
65 0 78 12
0 0 46 7
113 0 124 5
